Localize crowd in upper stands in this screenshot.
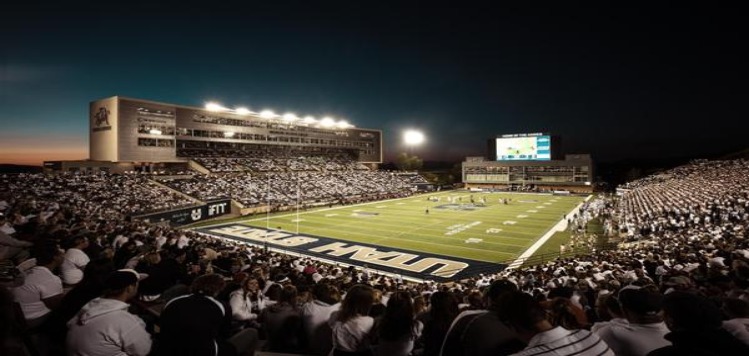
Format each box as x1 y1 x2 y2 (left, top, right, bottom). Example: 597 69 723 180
2 158 749 356
1 173 197 217
161 170 414 207
164 154 415 207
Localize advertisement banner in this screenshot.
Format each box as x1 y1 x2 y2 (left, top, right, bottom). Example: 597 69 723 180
133 200 231 226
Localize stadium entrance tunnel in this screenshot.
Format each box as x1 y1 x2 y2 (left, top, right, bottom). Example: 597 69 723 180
193 223 506 282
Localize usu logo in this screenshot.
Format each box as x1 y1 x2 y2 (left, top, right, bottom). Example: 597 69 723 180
190 209 202 221
92 106 112 132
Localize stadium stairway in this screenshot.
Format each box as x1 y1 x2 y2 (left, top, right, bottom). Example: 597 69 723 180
147 179 204 206
187 159 212 174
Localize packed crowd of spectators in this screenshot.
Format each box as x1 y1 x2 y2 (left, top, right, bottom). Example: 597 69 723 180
2 158 749 356
0 173 197 217
193 155 370 174
166 153 412 208
162 170 415 207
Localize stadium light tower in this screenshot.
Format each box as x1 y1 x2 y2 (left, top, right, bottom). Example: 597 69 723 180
403 129 425 154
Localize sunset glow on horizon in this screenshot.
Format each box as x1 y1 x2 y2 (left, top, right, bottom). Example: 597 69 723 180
0 133 87 166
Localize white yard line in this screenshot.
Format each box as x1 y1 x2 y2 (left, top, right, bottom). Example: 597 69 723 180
505 195 593 270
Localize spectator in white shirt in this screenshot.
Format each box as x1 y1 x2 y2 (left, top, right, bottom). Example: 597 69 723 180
301 282 341 355
229 276 266 326
594 285 671 356
12 240 65 328
329 284 375 356
61 235 91 286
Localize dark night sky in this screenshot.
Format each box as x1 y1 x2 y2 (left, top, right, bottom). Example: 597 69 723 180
1 1 745 165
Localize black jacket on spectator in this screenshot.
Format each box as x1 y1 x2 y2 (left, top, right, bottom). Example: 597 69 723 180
138 258 188 296
648 329 749 356
156 293 236 356
440 311 525 356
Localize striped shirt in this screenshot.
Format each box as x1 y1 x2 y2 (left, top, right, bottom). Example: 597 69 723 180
510 326 614 356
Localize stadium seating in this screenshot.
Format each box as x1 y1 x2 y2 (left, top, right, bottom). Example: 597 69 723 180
3 158 749 356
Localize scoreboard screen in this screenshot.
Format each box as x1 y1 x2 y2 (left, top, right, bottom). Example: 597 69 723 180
495 135 551 161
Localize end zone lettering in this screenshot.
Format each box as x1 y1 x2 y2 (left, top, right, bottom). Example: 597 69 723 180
309 242 468 278
210 226 318 247
203 224 481 279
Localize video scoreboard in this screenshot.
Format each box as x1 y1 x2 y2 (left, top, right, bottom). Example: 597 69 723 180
489 133 558 161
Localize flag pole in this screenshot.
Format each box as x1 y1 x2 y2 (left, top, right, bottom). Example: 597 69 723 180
266 173 271 231
296 174 300 234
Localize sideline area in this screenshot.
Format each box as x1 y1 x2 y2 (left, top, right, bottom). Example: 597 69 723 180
505 194 593 270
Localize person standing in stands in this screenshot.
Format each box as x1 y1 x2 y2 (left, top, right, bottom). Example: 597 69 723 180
66 269 152 356
157 273 257 356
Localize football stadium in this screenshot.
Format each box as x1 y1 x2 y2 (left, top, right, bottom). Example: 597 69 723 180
4 95 749 356
5 4 748 356
41 96 596 281
198 191 586 279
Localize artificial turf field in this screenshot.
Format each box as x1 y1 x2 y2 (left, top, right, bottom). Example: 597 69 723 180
230 191 585 264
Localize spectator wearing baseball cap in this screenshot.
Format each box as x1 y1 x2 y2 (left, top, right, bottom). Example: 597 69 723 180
66 269 152 356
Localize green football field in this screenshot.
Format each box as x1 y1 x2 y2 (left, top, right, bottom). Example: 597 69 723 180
235 191 585 263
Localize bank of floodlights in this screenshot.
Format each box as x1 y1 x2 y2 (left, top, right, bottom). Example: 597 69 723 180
205 101 354 129
235 107 251 115
282 113 298 122
205 102 228 112
259 110 277 119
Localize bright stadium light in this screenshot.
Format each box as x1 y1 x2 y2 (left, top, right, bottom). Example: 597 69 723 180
282 113 298 122
336 120 351 129
404 129 425 146
205 102 227 112
259 110 277 119
320 117 335 128
235 107 251 115
224 131 235 138
303 116 317 124
149 129 162 135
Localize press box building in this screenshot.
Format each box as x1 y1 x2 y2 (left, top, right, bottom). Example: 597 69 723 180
45 96 383 172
